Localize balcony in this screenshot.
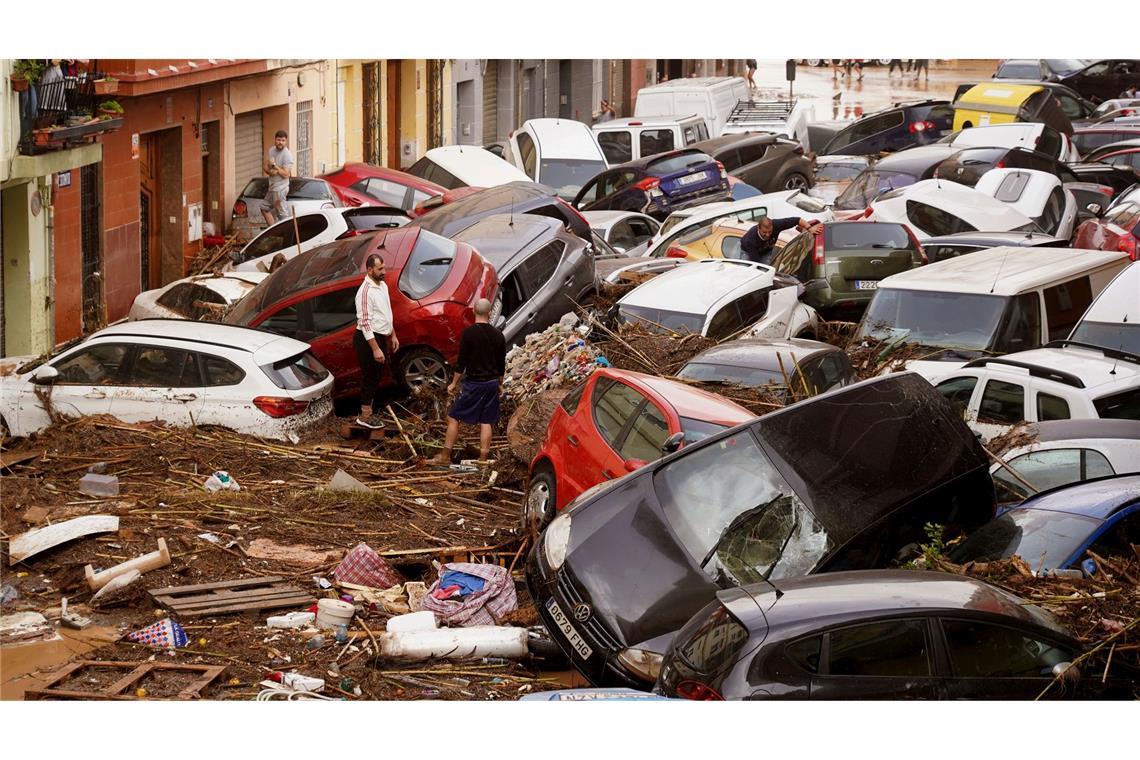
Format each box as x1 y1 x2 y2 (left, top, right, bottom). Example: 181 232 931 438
15 71 124 156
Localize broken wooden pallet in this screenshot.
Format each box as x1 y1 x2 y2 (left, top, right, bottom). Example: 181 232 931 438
24 660 226 700
148 576 315 618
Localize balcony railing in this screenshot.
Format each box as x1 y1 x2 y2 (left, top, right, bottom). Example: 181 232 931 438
17 71 124 156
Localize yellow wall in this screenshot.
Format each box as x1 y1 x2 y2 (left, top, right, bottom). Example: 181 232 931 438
339 61 363 165
2 180 53 355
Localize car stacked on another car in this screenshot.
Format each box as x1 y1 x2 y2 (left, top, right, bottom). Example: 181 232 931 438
128 272 268 321
689 133 814 192
1073 183 1140 259
505 118 609 200
864 179 1040 240
818 100 955 156
409 181 593 243
319 163 448 214
974 168 1078 240
675 338 857 401
831 144 965 213
231 177 344 238
573 148 731 221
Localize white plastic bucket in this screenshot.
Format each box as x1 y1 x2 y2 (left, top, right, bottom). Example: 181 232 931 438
315 599 354 630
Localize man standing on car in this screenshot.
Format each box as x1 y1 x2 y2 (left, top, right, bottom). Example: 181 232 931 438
354 252 399 430
432 298 506 466
262 130 294 225
740 216 821 266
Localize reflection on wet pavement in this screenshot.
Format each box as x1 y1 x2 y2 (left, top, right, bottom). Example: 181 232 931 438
1 626 120 700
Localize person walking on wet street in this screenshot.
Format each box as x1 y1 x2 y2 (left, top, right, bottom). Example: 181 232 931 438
353 253 399 430
433 298 506 466
740 216 821 266
888 58 905 76
913 59 930 81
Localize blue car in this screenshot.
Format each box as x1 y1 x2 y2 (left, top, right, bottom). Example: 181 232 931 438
949 474 1139 575
819 99 955 156
572 149 731 221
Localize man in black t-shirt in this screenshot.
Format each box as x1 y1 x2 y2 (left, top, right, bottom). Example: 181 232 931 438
739 216 820 266
433 298 507 465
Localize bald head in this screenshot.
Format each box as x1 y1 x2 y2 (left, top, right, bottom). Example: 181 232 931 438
474 298 493 321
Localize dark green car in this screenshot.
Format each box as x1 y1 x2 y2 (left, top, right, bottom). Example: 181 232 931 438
771 221 926 320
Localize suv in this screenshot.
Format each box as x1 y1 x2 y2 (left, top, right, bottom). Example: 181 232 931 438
572 149 731 221
819 100 955 156
506 118 608 200
772 221 926 320
230 207 410 273
408 181 593 243
690 133 813 192
932 341 1140 441
592 115 711 164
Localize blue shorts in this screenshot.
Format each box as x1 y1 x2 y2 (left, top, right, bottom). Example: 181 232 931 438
448 379 501 425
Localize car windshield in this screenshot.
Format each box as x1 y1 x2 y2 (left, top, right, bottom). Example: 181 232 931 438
834 170 919 210
398 230 458 300
540 159 607 199
856 288 1010 353
654 430 832 586
817 162 866 181
648 151 713 175
1069 321 1140 356
998 62 1043 79
676 361 787 389
1046 59 1085 76
948 509 1101 570
826 222 911 249
617 304 705 335
287 179 337 200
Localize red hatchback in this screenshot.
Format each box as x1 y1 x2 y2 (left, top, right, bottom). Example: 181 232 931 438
525 368 755 531
1073 187 1140 260
320 163 447 214
224 227 498 399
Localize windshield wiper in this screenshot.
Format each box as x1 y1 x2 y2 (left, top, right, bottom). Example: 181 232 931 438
699 496 780 572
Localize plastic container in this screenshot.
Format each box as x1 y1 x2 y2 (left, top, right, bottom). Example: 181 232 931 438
378 626 528 660
316 598 355 630
386 611 437 633
267 611 316 629
79 473 119 497
270 671 325 692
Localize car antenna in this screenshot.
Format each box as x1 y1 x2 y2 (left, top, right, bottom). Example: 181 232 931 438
989 248 1012 294
378 232 387 250
509 197 514 227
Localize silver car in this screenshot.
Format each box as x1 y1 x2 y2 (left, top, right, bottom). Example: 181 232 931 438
231 177 343 239
582 210 661 255
452 214 595 346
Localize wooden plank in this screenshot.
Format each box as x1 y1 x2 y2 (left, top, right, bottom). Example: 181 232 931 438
24 661 226 700
0 449 42 471
179 665 226 699
9 515 120 565
106 664 152 695
163 589 314 612
148 576 285 596
172 595 316 618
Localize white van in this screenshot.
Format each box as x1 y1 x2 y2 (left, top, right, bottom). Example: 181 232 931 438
592 115 710 164
634 77 752 137
1068 260 1140 355
506 118 608 200
406 145 531 189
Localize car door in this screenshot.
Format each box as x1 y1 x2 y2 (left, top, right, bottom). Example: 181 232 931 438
570 376 655 488
112 344 205 426
934 373 982 421
936 617 1077 699
974 376 1029 440
44 342 132 421
808 618 943 699
502 241 563 345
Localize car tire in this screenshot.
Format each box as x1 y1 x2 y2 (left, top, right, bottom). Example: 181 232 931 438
805 59 822 67
877 58 892 66
526 625 571 669
395 347 449 393
524 463 557 538
782 172 810 191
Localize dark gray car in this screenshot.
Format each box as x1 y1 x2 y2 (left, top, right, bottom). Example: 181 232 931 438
690 134 814 192
676 338 856 401
452 214 595 346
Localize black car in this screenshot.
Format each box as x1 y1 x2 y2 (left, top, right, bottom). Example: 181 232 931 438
655 570 1136 700
819 100 955 157
921 231 1068 263
1055 59 1140 104
1076 130 1140 159
526 373 996 687
408 181 593 242
689 133 814 192
572 149 731 221
931 146 1072 187
832 144 964 211
993 59 1088 83
675 338 856 402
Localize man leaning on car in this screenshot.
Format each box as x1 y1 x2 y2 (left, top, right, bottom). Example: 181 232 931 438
740 216 820 266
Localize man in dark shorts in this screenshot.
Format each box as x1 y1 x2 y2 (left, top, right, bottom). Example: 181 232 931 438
740 215 821 266
433 298 506 465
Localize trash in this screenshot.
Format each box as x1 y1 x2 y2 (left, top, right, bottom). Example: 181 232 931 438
84 537 171 591
268 671 325 693
78 472 119 498
449 463 478 473
306 634 326 650
421 688 441 697
266 611 316 629
377 626 528 660
503 318 604 406
203 470 240 492
386 611 438 633
334 624 349 644
59 598 93 630
197 533 221 544
8 515 120 566
0 611 60 644
87 461 108 474
245 538 343 566
419 562 517 627
0 584 18 606
21 506 51 525
325 468 371 494
405 582 428 613
480 657 510 665
127 618 189 649
315 599 355 630
91 569 142 605
333 543 404 590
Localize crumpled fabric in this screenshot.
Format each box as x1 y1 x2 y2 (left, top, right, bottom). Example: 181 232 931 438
333 543 404 590
418 562 516 627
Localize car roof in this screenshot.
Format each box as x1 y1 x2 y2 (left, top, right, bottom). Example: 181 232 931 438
322 163 445 194
640 76 741 90
683 338 838 372
602 368 755 424
423 145 531 184
1013 418 1140 444
618 260 773 315
595 115 703 129
451 213 562 266
922 231 1066 247
879 246 1128 295
978 344 1140 389
721 570 1071 639
873 179 1035 228
873 144 965 172
1011 474 1140 520
92 319 311 365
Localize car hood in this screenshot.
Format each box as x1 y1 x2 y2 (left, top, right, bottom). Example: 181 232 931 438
0 355 36 377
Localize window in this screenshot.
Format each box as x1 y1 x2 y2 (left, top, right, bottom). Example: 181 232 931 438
592 380 647 449
1104 202 1140 231
620 402 670 461
827 620 930 677
773 232 815 282
978 379 1026 425
601 171 638 198
560 380 587 416
516 132 537 178
720 235 743 260
597 132 632 164
202 355 245 387
1036 127 1062 160
295 100 313 177
156 284 227 320
1089 513 1139 559
128 347 200 387
1043 277 1093 341
1036 392 1071 421
992 292 1043 353
834 170 920 211
54 344 130 385
994 448 1115 500
784 636 822 674
706 303 744 341
735 288 771 326
935 376 978 417
1083 61 1110 77
259 304 300 338
648 151 712 175
682 126 699 145
906 200 977 237
825 111 904 152
238 220 296 263
355 177 409 208
1055 92 1086 119
1094 388 1140 420
517 241 563 294
992 172 1032 203
260 351 330 390
1036 187 1067 236
575 178 602 206
941 620 1071 678
498 272 525 321
308 288 357 337
738 142 769 166
717 149 743 172
608 221 637 250
640 129 676 157
398 230 457 299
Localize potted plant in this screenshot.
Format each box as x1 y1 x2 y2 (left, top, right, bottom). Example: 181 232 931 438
97 99 124 119
10 59 44 93
93 75 118 95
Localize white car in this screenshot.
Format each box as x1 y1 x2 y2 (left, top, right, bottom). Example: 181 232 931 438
989 418 1140 502
1069 261 1140 355
231 177 344 240
614 259 819 341
865 179 1039 241
405 145 531 189
930 343 1140 442
975 168 1078 240
582 210 661 254
229 207 410 273
128 272 269 321
0 321 333 441
506 118 608 200
940 123 1080 163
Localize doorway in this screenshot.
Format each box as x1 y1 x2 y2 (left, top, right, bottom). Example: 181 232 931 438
138 128 183 289
201 121 221 236
386 60 401 168
139 133 161 290
80 163 103 333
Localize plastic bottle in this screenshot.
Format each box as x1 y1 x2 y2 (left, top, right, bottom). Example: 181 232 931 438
306 634 325 649
335 624 348 644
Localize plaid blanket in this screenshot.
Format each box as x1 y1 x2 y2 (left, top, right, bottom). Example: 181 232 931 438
333 543 404 590
419 562 517 627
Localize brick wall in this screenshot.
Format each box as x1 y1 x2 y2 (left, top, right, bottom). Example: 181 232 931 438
52 172 83 343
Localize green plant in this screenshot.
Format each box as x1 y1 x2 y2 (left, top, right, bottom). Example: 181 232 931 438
905 522 948 570
98 99 123 114
12 59 44 81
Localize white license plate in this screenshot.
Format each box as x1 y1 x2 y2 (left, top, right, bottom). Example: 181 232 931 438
546 599 593 660
854 280 879 290
676 172 708 186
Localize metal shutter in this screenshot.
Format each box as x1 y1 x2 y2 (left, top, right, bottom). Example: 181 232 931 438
570 59 593 123
482 60 498 143
234 111 264 190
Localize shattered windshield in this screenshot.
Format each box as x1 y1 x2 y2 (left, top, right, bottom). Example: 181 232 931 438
654 430 833 585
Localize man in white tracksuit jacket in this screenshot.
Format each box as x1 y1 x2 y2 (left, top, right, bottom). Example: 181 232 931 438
353 253 399 429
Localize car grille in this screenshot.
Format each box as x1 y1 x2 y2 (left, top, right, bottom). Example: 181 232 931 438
556 570 623 651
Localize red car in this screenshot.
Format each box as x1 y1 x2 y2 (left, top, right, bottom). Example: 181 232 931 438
411 185 485 217
319 163 447 214
525 368 755 531
1073 186 1140 260
224 227 498 399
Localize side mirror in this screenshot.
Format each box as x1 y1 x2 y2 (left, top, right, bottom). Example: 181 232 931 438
1052 662 1080 682
661 432 685 455
623 458 649 473
1086 203 1102 216
31 365 59 385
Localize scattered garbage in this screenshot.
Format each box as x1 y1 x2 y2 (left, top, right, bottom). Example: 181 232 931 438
419 562 517 627
267 611 316 629
78 472 120 498
84 538 171 591
127 618 189 649
203 470 240 493
315 598 355 630
306 634 325 650
268 671 325 692
8 515 120 565
59 598 93 630
0 611 59 644
91 569 142 605
325 468 372 494
503 314 602 405
0 584 18 606
333 543 404 590
377 625 528 660
386 610 438 633
334 624 349 644
87 461 108 474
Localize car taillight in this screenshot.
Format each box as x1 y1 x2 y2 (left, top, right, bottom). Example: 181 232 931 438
903 224 927 264
675 680 724 701
233 200 247 217
634 176 661 192
1118 234 1138 261
907 121 935 133
862 206 874 218
666 246 688 259
715 160 728 179
253 396 311 418
995 160 1006 169
813 228 826 265
1097 185 1114 196
554 197 592 230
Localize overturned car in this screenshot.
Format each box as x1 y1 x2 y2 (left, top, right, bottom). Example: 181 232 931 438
526 373 996 687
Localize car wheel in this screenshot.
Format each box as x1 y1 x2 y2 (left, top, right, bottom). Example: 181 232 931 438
396 347 449 393
877 58 893 66
783 172 810 191
805 59 822 67
524 463 557 538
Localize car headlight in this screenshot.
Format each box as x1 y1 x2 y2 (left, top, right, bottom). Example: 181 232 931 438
543 512 572 571
616 648 663 683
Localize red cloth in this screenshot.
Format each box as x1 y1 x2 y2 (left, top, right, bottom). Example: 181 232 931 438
333 543 404 589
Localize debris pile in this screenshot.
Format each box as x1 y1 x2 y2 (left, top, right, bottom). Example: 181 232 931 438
593 322 718 377
503 314 602 406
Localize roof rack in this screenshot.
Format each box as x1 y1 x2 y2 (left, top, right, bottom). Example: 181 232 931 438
1044 340 1140 365
726 99 799 127
961 356 1086 388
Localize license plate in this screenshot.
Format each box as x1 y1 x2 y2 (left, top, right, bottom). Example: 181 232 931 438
676 171 708 186
546 599 593 660
854 280 879 290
